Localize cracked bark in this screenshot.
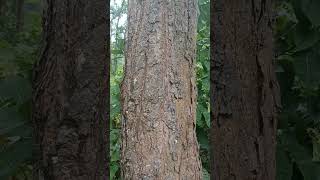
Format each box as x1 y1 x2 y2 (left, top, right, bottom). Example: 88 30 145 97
32 0 109 179
210 0 281 179
120 0 202 179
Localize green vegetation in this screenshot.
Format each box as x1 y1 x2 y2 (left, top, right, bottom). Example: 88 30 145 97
275 1 320 179
0 0 319 179
0 0 41 179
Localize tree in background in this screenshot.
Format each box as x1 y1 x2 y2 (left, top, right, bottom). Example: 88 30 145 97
32 0 109 179
0 0 41 179
210 0 281 179
0 0 319 179
120 0 202 179
15 0 23 32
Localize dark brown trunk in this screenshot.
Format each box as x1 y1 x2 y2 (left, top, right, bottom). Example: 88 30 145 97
32 0 109 179
16 0 23 32
210 0 281 179
120 0 202 179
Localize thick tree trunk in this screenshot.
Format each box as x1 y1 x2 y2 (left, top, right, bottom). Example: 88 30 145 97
16 0 23 32
32 0 109 179
210 0 281 179
120 0 202 179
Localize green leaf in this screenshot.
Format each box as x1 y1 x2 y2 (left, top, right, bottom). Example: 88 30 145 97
196 129 209 151
202 168 210 180
110 164 119 180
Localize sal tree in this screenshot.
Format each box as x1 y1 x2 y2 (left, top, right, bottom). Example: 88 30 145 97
210 0 281 179
120 0 202 179
32 0 109 179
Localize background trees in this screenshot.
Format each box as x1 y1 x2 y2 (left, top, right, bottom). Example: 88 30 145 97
0 0 319 179
0 0 40 179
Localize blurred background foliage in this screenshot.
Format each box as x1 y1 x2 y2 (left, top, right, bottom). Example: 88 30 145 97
0 0 41 179
0 0 319 179
275 0 320 179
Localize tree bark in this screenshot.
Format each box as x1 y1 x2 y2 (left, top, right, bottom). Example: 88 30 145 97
16 0 24 32
120 0 202 179
210 0 281 179
32 0 109 179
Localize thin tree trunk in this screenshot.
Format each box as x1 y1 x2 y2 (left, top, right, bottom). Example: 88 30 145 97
0 0 3 16
120 0 202 179
0 0 7 17
210 0 281 179
16 0 23 32
32 0 109 179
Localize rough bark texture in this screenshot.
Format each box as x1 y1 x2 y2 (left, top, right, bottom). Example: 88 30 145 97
32 0 109 179
16 0 24 32
210 0 281 179
120 0 202 179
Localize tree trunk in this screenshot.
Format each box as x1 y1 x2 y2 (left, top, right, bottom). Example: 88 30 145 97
210 0 281 179
120 0 202 179
16 0 23 32
0 0 7 17
32 0 109 179
0 0 3 16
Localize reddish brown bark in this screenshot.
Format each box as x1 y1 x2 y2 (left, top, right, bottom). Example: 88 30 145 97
120 0 202 179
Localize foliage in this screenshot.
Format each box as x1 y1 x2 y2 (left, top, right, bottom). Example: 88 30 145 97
275 0 320 179
196 0 210 177
110 0 127 179
0 0 319 179
0 0 41 179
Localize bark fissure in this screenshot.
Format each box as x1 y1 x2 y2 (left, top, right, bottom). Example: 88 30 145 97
211 0 281 179
121 0 202 179
32 0 109 179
